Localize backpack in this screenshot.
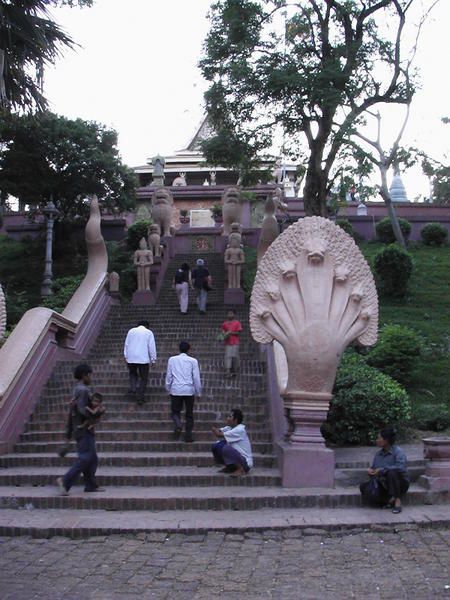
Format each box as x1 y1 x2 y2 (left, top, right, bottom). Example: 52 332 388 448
174 269 185 284
360 477 383 507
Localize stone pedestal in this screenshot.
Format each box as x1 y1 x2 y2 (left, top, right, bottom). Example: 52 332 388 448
419 437 450 492
278 442 335 488
224 288 245 305
132 290 155 306
278 391 335 487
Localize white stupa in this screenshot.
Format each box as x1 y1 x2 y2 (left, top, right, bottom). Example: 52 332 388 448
389 166 408 202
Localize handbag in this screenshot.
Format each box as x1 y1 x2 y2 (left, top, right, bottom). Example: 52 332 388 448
360 477 383 507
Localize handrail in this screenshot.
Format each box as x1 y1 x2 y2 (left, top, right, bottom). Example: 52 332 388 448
0 197 111 453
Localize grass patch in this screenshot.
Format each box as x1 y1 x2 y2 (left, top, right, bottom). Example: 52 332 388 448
361 242 450 418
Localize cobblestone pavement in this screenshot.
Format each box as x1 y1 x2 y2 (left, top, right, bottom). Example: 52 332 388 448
1 528 450 600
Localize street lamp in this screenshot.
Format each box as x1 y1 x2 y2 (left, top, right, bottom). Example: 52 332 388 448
41 198 59 298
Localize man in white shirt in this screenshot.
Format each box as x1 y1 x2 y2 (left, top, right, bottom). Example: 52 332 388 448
124 320 157 405
165 340 202 443
211 408 253 476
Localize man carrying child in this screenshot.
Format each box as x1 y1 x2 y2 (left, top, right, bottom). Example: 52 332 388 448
56 363 105 495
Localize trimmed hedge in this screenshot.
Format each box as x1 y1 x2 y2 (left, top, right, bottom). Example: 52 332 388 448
376 217 411 244
421 223 448 246
323 352 411 445
412 403 450 432
336 219 354 238
373 244 413 297
367 324 422 385
126 219 152 251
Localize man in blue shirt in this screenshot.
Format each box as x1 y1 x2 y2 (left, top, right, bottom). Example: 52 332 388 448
364 426 409 513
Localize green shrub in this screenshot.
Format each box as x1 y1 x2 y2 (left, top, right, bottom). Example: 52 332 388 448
373 244 413 297
126 219 152 250
367 324 423 385
375 217 411 244
243 247 257 298
323 352 411 445
412 403 450 432
106 241 136 301
336 219 354 238
42 275 84 313
421 223 448 246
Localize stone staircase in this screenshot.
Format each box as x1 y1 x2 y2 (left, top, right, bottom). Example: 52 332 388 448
0 251 444 534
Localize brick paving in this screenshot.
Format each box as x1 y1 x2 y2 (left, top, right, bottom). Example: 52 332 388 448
1 525 450 599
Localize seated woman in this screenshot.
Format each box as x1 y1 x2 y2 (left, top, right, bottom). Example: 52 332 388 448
361 426 410 514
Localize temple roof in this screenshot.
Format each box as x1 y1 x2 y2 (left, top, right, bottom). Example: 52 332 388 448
182 116 215 152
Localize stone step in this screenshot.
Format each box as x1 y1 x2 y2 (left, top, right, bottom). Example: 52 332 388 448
0 483 445 512
24 419 270 433
335 465 426 487
14 440 274 454
28 410 268 423
32 400 268 413
0 466 281 488
1 505 449 538
19 430 272 443
0 452 276 469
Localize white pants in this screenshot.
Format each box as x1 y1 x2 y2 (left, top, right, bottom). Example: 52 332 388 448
175 282 189 313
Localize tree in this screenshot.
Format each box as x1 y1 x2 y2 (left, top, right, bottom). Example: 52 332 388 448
0 0 93 111
200 0 428 216
346 108 416 248
422 119 450 205
0 111 136 219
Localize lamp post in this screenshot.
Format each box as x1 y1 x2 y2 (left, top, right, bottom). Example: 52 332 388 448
41 198 59 298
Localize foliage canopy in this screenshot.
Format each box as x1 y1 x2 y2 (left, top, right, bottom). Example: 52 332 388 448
0 0 93 111
200 0 421 215
0 111 136 219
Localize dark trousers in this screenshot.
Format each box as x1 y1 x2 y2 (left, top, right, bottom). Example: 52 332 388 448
170 395 194 436
381 469 410 501
211 440 249 472
63 430 98 492
128 363 149 401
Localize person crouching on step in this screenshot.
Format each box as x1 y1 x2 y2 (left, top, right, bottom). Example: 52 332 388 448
211 408 253 476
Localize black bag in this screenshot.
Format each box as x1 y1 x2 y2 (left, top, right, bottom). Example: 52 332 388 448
202 275 212 291
360 477 383 507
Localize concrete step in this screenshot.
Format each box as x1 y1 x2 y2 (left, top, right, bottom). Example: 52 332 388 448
0 483 446 512
335 464 426 487
0 466 281 488
1 504 450 538
14 440 274 454
0 451 276 469
24 419 271 433
28 410 268 423
19 430 273 443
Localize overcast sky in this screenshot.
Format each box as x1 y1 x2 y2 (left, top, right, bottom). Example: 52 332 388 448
44 0 450 199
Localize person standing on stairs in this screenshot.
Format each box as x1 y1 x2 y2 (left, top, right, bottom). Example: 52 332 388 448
56 363 104 495
173 262 193 314
191 258 211 314
124 320 157 405
221 309 242 378
165 340 202 443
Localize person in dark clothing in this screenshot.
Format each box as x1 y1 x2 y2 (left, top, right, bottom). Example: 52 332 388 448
56 364 105 495
360 426 409 513
191 258 211 314
173 262 192 314
57 392 105 457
